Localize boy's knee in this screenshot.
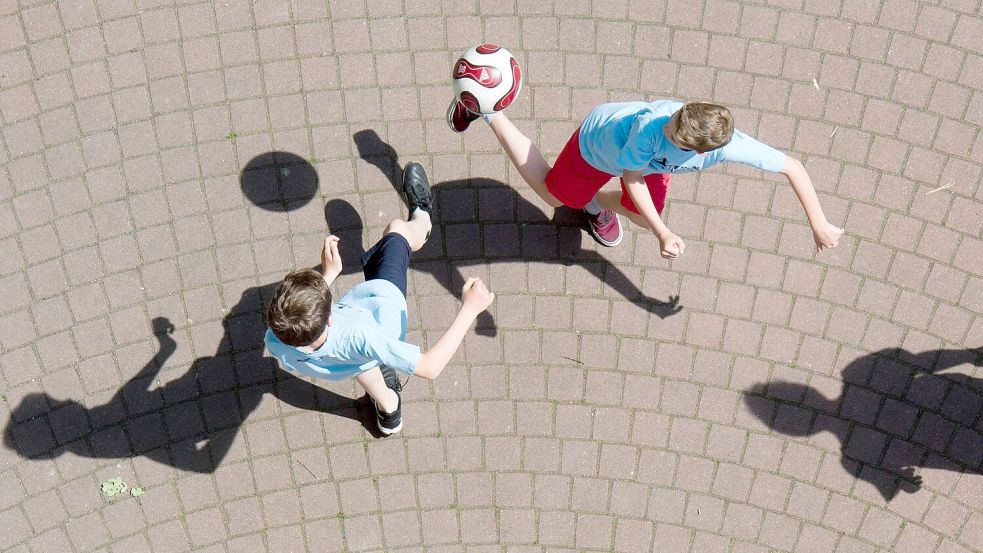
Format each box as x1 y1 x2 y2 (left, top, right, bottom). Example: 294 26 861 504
384 220 420 248
384 219 408 236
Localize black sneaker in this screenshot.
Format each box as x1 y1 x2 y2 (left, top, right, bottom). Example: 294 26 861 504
373 365 403 435
402 162 433 216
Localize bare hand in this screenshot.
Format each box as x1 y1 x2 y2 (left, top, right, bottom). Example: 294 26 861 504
657 230 685 259
321 235 342 281
813 222 844 253
461 277 495 313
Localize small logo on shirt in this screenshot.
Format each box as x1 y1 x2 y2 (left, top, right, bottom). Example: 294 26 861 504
655 158 701 174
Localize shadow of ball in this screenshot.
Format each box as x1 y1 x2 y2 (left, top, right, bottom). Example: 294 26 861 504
240 152 318 211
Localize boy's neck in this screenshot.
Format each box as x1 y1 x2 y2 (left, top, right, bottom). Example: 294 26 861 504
299 328 329 352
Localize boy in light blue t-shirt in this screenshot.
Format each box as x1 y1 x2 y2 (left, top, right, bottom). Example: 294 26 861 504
448 98 844 257
265 163 495 435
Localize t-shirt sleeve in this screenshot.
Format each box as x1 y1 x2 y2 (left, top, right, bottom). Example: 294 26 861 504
361 332 421 376
264 330 295 371
266 339 326 376
716 129 787 173
613 113 658 172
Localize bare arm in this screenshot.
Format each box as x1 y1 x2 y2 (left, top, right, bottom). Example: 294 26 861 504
413 278 495 380
779 157 844 252
320 236 343 285
623 170 685 259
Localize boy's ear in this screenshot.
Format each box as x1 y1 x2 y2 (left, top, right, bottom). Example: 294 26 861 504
327 316 333 328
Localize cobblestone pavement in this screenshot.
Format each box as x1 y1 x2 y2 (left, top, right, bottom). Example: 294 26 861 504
1 1 982 552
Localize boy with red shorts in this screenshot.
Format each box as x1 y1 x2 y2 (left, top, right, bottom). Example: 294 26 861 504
448 99 843 258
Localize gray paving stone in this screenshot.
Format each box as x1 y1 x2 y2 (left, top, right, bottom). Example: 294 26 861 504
0 3 981 552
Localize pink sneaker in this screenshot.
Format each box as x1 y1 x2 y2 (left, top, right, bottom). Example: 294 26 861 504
585 209 623 247
446 98 480 133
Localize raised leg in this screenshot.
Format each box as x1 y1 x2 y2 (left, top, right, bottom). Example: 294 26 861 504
384 213 431 252
486 114 564 208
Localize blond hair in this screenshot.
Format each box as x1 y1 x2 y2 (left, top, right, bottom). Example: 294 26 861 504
673 102 735 152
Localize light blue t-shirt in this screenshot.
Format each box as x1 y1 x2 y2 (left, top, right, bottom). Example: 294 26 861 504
578 100 786 176
265 279 420 381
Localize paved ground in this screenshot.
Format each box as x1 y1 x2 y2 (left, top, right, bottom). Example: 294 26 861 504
1 0 982 551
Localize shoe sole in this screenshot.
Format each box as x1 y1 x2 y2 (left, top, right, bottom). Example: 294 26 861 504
402 163 432 207
375 366 403 436
445 99 460 132
446 98 475 133
372 398 403 436
377 419 403 435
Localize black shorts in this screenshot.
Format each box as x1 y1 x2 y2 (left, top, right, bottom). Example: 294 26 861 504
361 233 411 297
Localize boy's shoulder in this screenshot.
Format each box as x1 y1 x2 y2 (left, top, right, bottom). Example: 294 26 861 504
338 279 406 310
264 327 297 358
591 99 683 120
647 98 684 114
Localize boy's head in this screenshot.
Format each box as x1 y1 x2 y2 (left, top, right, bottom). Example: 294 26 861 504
669 102 734 153
266 269 332 347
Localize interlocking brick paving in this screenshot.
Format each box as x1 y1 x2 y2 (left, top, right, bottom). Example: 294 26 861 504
0 1 981 552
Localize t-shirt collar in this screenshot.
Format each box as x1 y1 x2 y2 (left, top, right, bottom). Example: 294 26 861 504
657 122 704 167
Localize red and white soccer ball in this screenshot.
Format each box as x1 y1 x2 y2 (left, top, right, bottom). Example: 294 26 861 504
451 44 522 115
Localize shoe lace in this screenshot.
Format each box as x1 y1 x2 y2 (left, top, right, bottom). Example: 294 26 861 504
595 210 613 227
384 367 404 393
458 102 479 119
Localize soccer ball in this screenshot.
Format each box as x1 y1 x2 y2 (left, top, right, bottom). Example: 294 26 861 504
451 44 522 115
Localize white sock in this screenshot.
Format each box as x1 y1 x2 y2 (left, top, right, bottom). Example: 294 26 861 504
482 112 500 124
584 197 603 215
410 208 431 225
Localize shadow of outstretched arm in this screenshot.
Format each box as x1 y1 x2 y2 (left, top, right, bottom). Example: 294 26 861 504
577 258 682 319
913 347 983 374
115 317 177 412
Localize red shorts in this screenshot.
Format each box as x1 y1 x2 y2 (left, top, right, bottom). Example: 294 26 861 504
544 128 670 215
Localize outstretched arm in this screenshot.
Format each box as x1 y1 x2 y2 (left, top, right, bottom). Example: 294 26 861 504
779 157 844 253
413 278 495 380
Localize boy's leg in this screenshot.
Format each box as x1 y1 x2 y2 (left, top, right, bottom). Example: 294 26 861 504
389 161 433 251
384 217 428 252
356 366 402 435
449 99 624 247
447 99 563 207
360 161 434 295
354 366 398 413
598 172 670 226
485 113 564 208
595 190 654 229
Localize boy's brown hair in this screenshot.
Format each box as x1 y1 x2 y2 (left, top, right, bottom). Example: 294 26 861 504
266 269 332 346
672 102 735 153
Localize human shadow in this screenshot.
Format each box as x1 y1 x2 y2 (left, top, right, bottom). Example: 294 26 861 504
2 156 390 473
351 129 683 337
4 297 379 472
744 348 983 501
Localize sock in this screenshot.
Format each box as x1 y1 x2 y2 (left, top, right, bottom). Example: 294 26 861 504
411 207 431 225
482 111 500 124
411 207 432 240
584 197 603 215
